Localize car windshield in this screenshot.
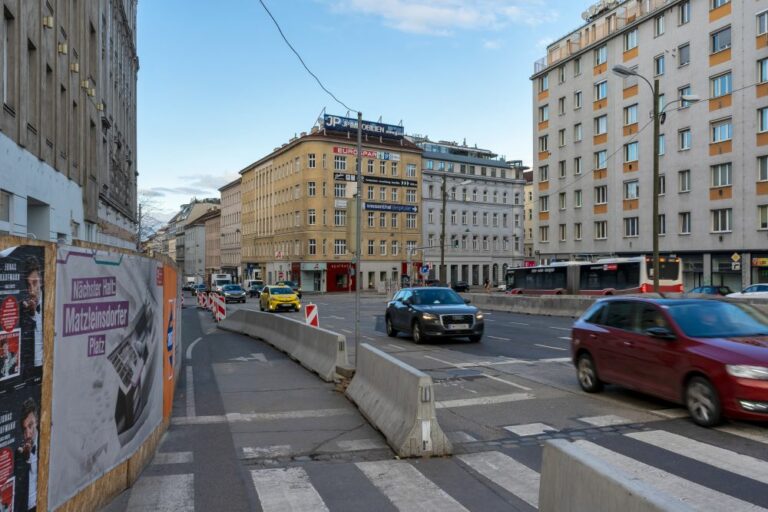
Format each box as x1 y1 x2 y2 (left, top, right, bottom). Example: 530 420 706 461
666 302 768 338
279 281 297 288
270 287 294 295
411 289 464 305
223 285 242 291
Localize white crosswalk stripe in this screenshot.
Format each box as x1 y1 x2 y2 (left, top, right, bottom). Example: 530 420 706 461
458 451 540 508
627 430 768 486
356 460 469 512
504 422 557 437
718 424 768 445
126 474 194 512
578 414 633 427
574 440 768 511
250 467 330 512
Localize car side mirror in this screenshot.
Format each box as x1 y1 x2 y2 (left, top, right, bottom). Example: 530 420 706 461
464 299 471 304
645 327 675 340
403 298 412 306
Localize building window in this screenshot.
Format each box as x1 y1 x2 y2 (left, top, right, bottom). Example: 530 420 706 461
308 209 316 225
679 170 691 192
658 175 666 195
594 115 608 135
380 213 386 228
379 187 386 201
595 150 607 169
368 240 375 256
538 104 549 122
711 72 732 98
379 161 386 175
392 189 399 202
334 155 347 171
405 189 414 204
558 192 566 210
558 161 566 178
380 240 387 256
334 209 346 226
558 224 567 242
574 157 582 175
558 96 566 115
624 29 637 50
571 123 582 143
711 119 732 143
367 186 374 200
711 26 731 54
309 239 317 255
451 210 457 224
595 185 608 205
760 107 768 133
308 154 316 168
558 65 566 83
540 195 550 213
406 214 417 229
493 191 498 203
759 58 768 84
558 129 566 147
472 211 478 225
574 223 582 240
574 57 581 76
461 211 467 225
334 183 346 198
658 134 666 156
472 189 478 202
391 162 398 176
659 214 666 235
624 217 639 237
624 104 638 125
392 241 399 256
759 11 768 36
391 213 398 228
594 45 607 65
308 181 316 196
624 180 639 200
594 221 607 240
594 80 607 101
575 189 583 207
493 213 499 227
712 0 729 8
711 163 732 187
367 212 375 227
654 55 665 76
334 239 347 255
679 212 691 234
428 209 434 224
574 90 582 109
679 128 691 150
539 165 549 182
0 190 9 222
406 164 416 177
712 208 732 232
539 226 549 243
654 14 665 37
759 205 768 229
367 160 374 173
539 135 549 152
539 74 549 92
679 0 690 24
625 142 639 162
759 156 768 181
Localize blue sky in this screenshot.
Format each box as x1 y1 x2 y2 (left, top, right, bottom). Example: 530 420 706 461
137 0 588 218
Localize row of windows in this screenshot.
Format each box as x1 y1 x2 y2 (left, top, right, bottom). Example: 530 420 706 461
255 239 419 258
426 209 520 228
425 234 519 252
423 160 511 179
302 153 418 177
425 186 520 204
303 209 420 229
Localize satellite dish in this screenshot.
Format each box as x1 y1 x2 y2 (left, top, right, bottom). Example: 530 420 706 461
581 10 590 20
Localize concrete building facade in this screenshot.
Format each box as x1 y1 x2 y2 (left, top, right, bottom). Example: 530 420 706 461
531 0 768 290
0 0 139 248
241 119 423 292
202 209 221 283
410 136 527 286
219 178 242 281
523 169 535 260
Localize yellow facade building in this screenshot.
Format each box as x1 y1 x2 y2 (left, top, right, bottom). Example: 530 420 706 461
241 118 423 292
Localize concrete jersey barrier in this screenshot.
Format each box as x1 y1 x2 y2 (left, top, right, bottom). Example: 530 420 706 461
218 309 348 382
346 343 452 458
539 440 694 512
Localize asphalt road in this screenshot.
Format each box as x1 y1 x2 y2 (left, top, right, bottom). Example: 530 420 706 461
104 291 768 511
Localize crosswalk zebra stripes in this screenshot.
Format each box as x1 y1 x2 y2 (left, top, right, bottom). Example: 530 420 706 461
246 427 768 511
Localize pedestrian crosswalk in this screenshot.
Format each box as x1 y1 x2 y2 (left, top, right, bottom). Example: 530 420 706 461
245 426 768 511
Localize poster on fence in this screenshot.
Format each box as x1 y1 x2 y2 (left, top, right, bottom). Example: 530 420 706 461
48 248 163 509
162 264 182 420
0 245 45 512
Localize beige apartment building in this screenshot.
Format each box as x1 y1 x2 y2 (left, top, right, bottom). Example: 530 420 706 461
531 0 768 290
0 0 139 248
241 117 423 292
219 178 242 281
202 209 221 282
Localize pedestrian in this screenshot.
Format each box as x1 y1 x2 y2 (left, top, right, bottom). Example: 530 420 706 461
483 278 490 292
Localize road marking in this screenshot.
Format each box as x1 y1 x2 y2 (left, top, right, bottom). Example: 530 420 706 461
185 337 202 361
329 315 345 320
341 329 353 334
458 451 540 508
535 344 568 351
549 326 571 332
481 373 533 391
504 423 557 437
230 353 268 363
243 445 293 459
578 415 633 427
558 336 572 341
436 393 534 409
575 440 767 511
251 467 330 512
171 408 354 426
363 336 375 341
628 430 768 485
447 431 478 443
651 408 689 419
717 424 768 445
508 321 529 326
488 335 510 341
388 344 408 351
126 474 194 512
539 357 571 363
356 460 469 512
185 366 195 418
152 451 193 465
336 439 387 451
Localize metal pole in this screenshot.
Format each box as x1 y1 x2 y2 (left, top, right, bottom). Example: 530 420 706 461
652 79 661 296
440 173 447 283
354 111 362 366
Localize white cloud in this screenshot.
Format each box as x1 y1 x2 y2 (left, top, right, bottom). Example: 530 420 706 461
329 0 557 36
483 39 502 50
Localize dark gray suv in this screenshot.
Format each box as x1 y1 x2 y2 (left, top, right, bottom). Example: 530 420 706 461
385 287 484 343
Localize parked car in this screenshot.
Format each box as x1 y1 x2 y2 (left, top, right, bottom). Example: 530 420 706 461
221 284 247 304
688 285 734 296
191 284 207 296
276 280 302 299
249 283 265 298
385 287 484 344
425 279 444 287
727 284 768 298
260 285 301 312
451 281 470 293
571 297 768 427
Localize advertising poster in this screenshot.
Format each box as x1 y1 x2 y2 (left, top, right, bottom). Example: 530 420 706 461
0 245 45 512
48 248 163 509
162 264 182 420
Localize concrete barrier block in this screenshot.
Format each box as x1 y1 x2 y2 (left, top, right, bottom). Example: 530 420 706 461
539 440 694 512
346 343 451 458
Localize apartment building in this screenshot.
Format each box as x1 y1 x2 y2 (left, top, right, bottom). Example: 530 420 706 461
531 0 768 290
409 136 527 286
219 178 242 281
523 169 535 261
240 115 423 292
202 209 221 283
0 0 139 248
164 198 219 276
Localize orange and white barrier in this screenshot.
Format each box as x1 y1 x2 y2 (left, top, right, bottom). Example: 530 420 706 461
212 293 226 322
305 303 319 328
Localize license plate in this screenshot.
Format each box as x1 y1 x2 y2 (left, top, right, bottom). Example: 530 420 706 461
448 324 469 330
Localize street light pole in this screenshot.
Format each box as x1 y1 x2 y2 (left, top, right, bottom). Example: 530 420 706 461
440 173 447 283
354 111 362 366
651 78 661 295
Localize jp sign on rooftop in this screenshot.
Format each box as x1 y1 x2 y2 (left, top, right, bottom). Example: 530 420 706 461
324 115 405 138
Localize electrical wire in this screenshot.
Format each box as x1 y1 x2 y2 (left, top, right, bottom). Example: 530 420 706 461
257 0 357 114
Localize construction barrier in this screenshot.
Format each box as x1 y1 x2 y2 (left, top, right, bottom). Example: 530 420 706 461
345 343 452 458
305 303 319 327
212 293 226 323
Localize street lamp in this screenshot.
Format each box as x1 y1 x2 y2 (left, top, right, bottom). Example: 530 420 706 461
439 177 472 283
611 65 699 294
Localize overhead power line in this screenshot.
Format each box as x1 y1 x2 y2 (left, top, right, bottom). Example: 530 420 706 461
257 0 356 113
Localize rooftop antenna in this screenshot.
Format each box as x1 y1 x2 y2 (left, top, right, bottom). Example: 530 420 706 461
314 107 326 128
345 110 351 117
377 116 382 123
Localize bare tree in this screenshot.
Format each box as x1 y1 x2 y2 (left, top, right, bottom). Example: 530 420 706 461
136 193 165 251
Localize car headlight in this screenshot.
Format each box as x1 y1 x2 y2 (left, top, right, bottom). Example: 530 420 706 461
422 313 438 321
475 312 484 320
726 365 768 380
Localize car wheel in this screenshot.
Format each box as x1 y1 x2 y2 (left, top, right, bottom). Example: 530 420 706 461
576 353 603 393
468 334 482 343
386 316 398 337
685 376 722 427
412 321 426 344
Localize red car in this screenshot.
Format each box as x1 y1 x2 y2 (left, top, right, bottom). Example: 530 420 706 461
571 297 768 427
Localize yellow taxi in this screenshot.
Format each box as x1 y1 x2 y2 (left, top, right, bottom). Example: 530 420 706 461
259 285 301 312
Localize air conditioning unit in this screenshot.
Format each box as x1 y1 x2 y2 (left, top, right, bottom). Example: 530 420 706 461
43 16 54 29
70 62 80 73
81 79 90 89
57 42 68 54
88 88 96 97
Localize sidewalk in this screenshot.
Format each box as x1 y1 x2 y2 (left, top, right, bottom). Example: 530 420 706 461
102 300 390 511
